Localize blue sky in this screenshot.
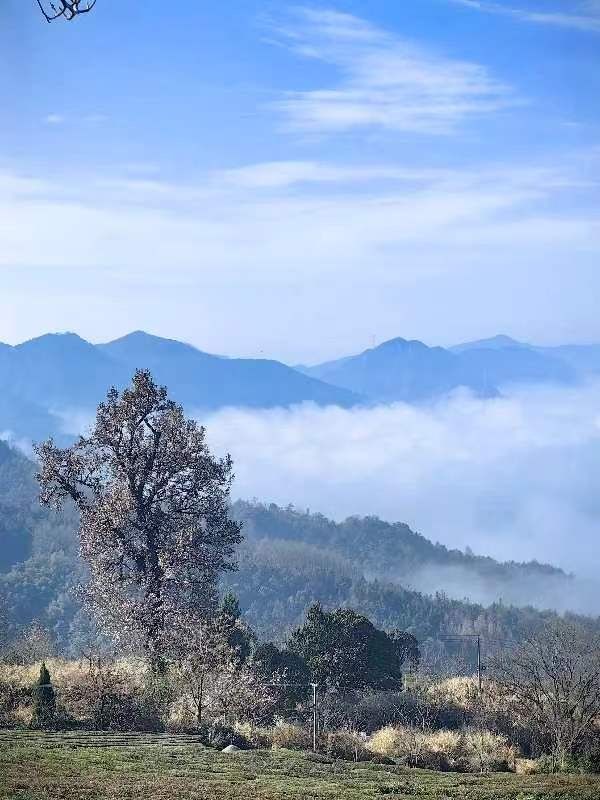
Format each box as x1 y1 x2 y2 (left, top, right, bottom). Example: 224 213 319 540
1 0 599 362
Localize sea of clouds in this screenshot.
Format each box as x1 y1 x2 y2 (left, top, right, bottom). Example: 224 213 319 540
197 381 600 584
30 379 600 612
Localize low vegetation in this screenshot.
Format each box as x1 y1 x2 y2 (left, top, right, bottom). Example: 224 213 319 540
2 734 600 800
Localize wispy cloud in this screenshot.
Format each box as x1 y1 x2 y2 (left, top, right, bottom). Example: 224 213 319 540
219 161 454 189
0 151 598 361
452 0 600 33
270 7 516 135
44 113 64 125
1 159 596 274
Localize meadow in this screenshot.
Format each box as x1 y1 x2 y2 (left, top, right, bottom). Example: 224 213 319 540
1 732 600 800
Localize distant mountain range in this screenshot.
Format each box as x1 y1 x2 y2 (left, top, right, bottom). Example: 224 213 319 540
299 334 600 402
0 331 359 442
1 330 599 443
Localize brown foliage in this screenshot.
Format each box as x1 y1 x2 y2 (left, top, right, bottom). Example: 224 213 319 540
36 370 242 670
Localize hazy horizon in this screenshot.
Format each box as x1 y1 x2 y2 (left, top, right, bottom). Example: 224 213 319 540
2 2 600 363
1 328 600 368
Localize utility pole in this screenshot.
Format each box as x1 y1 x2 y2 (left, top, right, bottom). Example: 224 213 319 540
439 632 486 691
310 682 318 752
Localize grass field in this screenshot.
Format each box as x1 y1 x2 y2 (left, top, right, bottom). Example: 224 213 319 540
1 732 600 800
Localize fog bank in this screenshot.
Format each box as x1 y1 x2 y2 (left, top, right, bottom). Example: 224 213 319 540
198 381 600 580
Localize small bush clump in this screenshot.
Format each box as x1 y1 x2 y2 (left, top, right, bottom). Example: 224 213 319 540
271 722 312 751
367 725 437 767
324 729 369 761
234 721 273 749
31 663 55 729
368 725 517 772
460 728 517 773
197 721 250 750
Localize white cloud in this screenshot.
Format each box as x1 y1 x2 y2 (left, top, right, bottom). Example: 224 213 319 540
452 0 600 33
53 382 600 613
198 381 600 587
0 158 596 272
270 7 516 135
0 152 598 360
219 161 452 189
44 113 64 125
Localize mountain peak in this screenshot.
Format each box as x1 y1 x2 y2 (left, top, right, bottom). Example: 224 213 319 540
369 336 431 354
451 334 531 353
100 330 208 358
15 332 94 352
104 329 183 345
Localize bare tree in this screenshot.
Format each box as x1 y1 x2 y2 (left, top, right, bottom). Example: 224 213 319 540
174 615 234 726
2 621 56 666
36 0 97 22
36 370 242 672
492 621 600 770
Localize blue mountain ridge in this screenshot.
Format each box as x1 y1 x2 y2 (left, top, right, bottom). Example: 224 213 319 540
1 330 599 442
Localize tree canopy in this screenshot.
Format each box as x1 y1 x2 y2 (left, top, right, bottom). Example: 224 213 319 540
35 369 242 669
288 603 419 691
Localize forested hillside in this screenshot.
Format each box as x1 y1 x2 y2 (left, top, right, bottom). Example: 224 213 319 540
234 501 571 610
0 440 594 666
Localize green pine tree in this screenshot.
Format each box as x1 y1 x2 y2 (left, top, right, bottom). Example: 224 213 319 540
219 593 254 663
220 592 242 620
31 661 56 729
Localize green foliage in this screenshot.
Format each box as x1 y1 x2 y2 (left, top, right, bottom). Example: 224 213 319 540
31 661 55 729
218 593 255 664
253 643 310 684
221 592 242 619
288 604 412 691
253 642 311 714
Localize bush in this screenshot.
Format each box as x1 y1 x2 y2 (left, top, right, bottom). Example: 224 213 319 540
460 728 517 773
367 725 436 767
0 680 29 728
235 721 273 749
197 721 250 750
426 729 463 770
324 729 370 761
271 722 312 751
367 725 517 772
63 666 169 731
515 758 538 775
368 725 404 759
317 689 405 734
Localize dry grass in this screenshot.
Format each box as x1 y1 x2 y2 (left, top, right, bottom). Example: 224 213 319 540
270 722 312 751
366 725 402 758
367 725 518 773
324 730 369 762
0 657 148 690
461 728 518 772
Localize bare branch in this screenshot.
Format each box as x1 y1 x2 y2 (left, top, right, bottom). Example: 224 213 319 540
37 0 97 23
